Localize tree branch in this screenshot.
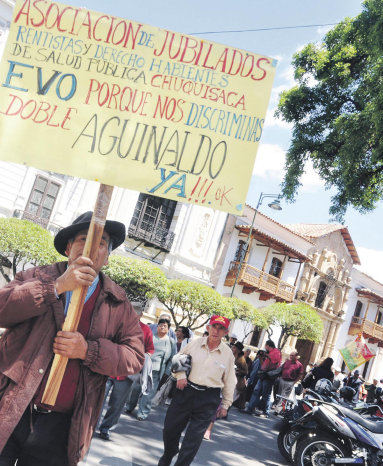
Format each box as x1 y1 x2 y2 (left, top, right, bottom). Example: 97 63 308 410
0 262 11 283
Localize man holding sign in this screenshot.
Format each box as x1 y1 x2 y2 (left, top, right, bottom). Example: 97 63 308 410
0 212 145 466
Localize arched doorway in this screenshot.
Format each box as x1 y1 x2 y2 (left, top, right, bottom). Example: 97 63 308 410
295 339 315 371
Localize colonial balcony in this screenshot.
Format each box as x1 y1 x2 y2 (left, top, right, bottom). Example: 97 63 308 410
224 261 296 302
349 316 383 345
128 224 175 252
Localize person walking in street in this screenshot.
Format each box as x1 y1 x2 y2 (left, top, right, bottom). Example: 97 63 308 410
244 348 254 375
203 398 224 441
277 350 304 402
242 340 281 418
150 313 176 341
365 378 379 404
175 326 192 352
228 333 238 347
158 315 236 466
162 326 193 406
99 302 154 441
344 370 363 402
134 318 176 420
0 211 145 466
231 341 248 409
332 366 344 391
245 349 266 402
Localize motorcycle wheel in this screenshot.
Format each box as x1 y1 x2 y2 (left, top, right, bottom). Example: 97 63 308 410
277 426 301 463
292 433 349 466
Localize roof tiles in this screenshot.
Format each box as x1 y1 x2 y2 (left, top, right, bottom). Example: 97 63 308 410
285 224 360 265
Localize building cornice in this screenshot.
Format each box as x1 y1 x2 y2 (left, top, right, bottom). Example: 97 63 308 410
356 288 383 306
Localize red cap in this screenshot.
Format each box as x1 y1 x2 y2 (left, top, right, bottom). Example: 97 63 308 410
209 315 230 329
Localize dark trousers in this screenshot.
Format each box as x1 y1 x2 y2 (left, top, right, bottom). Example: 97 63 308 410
158 384 220 466
0 407 71 466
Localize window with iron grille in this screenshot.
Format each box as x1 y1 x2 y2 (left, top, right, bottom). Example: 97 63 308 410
23 175 60 227
128 194 176 251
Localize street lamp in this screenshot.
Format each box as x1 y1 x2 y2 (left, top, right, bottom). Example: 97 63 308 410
230 193 283 298
268 198 282 211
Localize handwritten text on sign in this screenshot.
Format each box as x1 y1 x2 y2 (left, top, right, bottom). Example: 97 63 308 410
0 0 277 214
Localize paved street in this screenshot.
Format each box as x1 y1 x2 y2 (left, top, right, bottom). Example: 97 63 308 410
81 404 289 466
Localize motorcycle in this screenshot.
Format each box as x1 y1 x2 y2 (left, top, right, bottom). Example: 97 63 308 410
356 389 383 419
276 387 341 462
276 395 315 462
290 402 383 466
354 402 383 419
276 382 383 463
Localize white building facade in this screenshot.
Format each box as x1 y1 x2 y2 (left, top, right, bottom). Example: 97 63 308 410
1 0 383 380
213 204 313 346
335 268 383 381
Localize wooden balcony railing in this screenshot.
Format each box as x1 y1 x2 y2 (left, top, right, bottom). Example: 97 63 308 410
349 316 383 342
128 224 175 252
224 261 296 302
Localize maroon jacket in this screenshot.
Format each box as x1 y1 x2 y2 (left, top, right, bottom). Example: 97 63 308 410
261 347 282 371
0 262 145 465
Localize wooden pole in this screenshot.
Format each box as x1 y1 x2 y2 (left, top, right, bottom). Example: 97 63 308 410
294 261 303 287
261 247 271 272
42 183 114 406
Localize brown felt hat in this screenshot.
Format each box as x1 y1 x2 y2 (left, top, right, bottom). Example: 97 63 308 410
54 211 126 256
233 341 244 352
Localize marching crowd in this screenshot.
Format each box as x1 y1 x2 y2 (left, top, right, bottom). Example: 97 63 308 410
0 212 235 466
98 316 383 449
0 211 382 466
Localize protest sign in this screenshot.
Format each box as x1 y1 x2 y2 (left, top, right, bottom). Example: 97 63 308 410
0 0 277 214
339 334 375 372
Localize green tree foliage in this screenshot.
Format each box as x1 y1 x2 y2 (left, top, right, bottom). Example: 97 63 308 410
160 279 233 330
103 255 168 304
262 302 323 350
0 218 62 282
226 297 268 342
276 0 383 220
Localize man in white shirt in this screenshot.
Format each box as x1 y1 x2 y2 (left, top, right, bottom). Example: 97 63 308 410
158 315 236 466
332 367 344 391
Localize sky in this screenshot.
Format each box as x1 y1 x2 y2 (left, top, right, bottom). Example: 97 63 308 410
5 0 383 282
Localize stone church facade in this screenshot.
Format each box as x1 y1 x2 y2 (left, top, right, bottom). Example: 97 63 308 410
285 224 358 370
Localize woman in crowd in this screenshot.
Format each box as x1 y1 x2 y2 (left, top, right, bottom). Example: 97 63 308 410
232 341 248 409
162 325 193 406
135 318 176 420
175 326 192 352
302 357 334 390
244 348 253 375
